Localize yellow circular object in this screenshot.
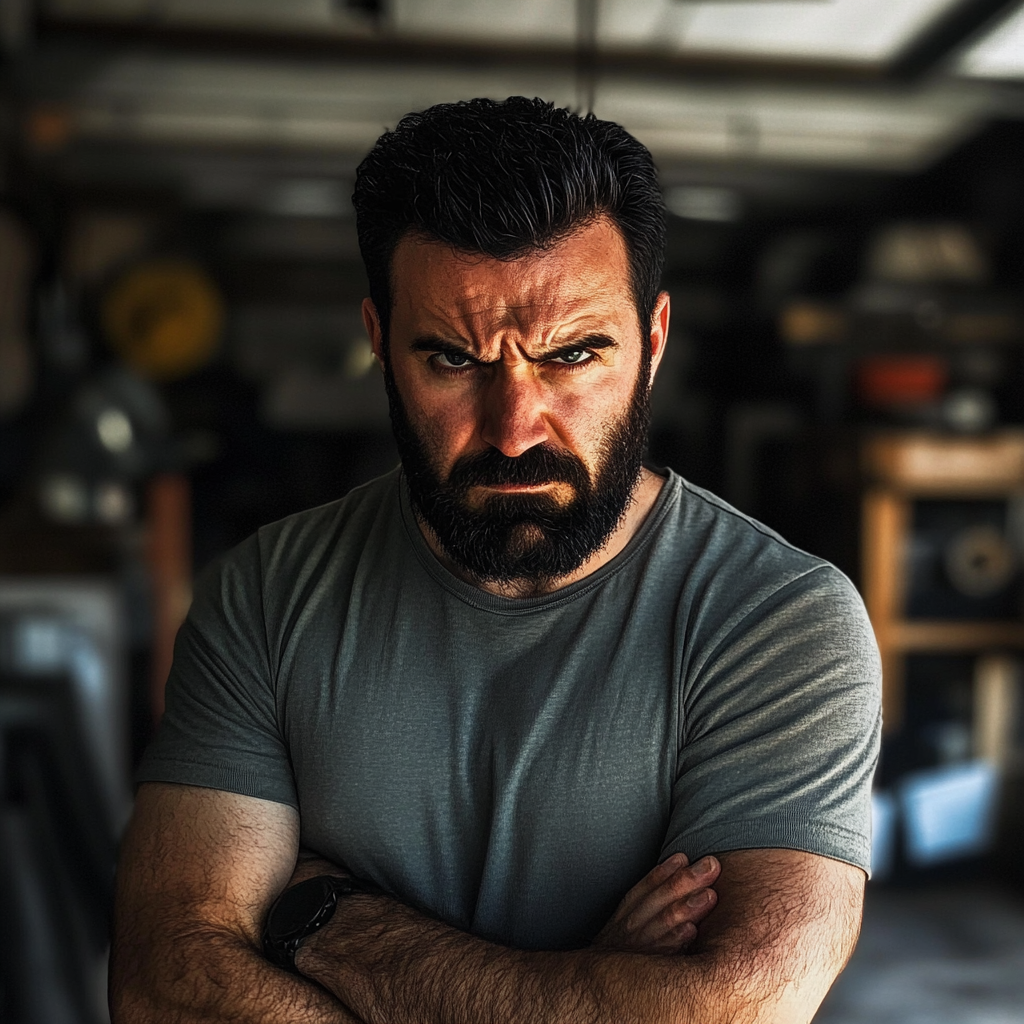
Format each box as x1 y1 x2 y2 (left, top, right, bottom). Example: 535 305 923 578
102 261 223 380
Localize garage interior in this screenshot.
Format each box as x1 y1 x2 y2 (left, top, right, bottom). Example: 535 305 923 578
3 2 1024 1020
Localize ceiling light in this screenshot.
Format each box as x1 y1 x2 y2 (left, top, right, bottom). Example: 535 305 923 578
665 185 742 222
265 179 351 218
96 407 134 453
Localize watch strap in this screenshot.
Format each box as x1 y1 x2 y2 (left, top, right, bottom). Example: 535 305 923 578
262 874 383 972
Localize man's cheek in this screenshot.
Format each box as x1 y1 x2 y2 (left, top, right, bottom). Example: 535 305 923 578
423 410 485 473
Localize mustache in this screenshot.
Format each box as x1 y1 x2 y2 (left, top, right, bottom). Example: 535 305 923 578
447 444 590 492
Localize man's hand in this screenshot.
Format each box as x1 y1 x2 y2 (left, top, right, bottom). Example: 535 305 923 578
592 852 720 954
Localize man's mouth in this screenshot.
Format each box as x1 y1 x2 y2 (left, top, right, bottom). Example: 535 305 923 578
466 480 576 505
475 482 556 491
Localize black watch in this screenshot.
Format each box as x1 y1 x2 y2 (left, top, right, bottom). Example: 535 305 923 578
262 874 383 972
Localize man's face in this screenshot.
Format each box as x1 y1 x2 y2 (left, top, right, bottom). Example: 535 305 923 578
365 217 668 587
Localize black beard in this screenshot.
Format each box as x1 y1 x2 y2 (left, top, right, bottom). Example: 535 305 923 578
384 355 652 588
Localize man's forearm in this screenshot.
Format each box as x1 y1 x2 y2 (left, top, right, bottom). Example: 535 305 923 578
110 923 363 1024
111 784 368 1024
293 849 862 1024
297 894 723 1024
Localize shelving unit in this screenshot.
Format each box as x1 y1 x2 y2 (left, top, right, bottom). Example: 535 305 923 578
861 430 1024 737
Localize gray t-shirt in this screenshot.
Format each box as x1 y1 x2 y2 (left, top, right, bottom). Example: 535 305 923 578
139 468 881 950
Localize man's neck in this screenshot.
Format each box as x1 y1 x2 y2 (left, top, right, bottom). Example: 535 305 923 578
417 467 666 599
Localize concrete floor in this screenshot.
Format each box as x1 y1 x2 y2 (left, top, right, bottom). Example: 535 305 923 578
817 883 1024 1023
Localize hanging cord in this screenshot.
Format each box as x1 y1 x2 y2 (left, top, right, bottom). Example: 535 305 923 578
575 0 598 115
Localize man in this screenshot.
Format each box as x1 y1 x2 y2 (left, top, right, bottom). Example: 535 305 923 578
110 97 880 1024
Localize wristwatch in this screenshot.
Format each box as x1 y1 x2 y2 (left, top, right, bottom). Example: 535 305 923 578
262 874 383 972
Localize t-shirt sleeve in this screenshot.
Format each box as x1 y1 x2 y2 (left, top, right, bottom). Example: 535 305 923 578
662 564 881 874
136 533 298 807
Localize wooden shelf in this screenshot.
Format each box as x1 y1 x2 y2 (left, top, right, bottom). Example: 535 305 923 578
862 430 1024 496
887 621 1024 652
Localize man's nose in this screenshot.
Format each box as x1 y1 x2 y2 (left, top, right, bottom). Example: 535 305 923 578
479 367 551 457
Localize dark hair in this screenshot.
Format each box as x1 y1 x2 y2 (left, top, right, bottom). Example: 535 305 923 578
353 96 666 351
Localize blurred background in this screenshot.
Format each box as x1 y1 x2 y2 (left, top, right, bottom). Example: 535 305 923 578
2 1 1024 1021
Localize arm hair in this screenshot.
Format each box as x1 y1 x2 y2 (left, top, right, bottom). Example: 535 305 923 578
109 782 361 1024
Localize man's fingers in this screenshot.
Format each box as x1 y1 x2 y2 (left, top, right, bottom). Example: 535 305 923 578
683 886 717 913
625 855 720 932
630 886 718 948
611 852 690 919
635 853 691 901
664 919 698 951
640 920 698 955
592 854 721 954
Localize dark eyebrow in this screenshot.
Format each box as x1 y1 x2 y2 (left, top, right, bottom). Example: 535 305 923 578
410 335 471 354
535 335 618 363
558 335 618 352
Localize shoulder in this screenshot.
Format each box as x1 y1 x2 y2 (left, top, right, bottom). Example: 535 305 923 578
256 465 402 565
191 466 403 613
651 473 876 670
655 472 852 603
212 466 400 577
666 473 825 576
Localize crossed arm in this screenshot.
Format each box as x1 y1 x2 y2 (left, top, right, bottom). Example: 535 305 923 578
110 782 865 1024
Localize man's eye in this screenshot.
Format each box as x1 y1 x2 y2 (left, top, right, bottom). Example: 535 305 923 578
553 349 592 365
434 351 472 368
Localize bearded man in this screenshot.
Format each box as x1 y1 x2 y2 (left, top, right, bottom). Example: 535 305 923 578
110 97 880 1024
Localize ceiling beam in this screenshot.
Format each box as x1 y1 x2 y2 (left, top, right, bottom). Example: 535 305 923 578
33 4 1024 90
33 13 889 87
890 0 1023 80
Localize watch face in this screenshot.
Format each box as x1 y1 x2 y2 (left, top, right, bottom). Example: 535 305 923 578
271 878 334 938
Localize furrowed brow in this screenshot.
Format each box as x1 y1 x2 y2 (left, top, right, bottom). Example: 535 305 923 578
569 335 617 351
409 335 493 363
409 335 468 354
533 335 618 361
409 333 619 363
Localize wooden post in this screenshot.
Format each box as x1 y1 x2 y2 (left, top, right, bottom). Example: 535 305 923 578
974 655 1020 767
147 474 192 726
861 487 910 733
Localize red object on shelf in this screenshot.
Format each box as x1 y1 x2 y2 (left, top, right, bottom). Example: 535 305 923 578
857 356 948 407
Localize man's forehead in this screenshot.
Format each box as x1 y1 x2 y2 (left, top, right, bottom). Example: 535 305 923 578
390 218 633 334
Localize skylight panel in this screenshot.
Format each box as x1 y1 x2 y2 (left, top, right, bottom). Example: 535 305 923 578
44 0 964 63
958 4 1024 78
598 0 963 62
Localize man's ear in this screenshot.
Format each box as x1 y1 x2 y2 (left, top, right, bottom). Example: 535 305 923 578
362 298 385 369
648 291 670 387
